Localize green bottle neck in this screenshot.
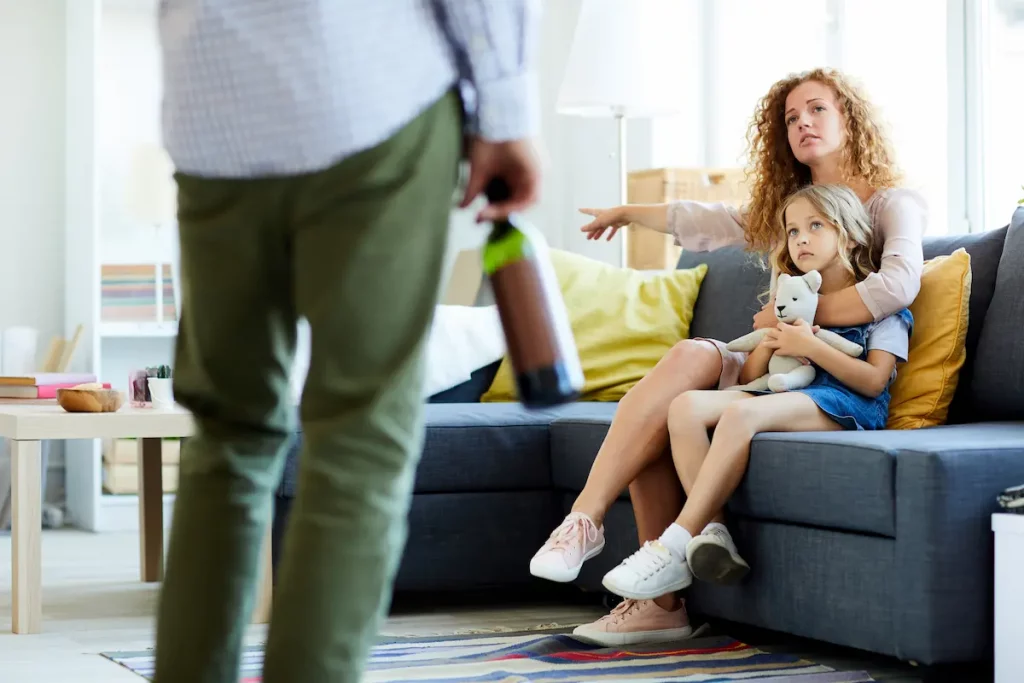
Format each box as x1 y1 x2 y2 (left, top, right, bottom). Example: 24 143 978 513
483 218 533 275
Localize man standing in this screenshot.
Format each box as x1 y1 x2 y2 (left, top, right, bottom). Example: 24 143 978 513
153 2 541 682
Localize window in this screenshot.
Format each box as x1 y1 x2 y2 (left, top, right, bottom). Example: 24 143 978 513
701 1 951 234
708 0 832 167
655 0 1007 236
982 0 1024 230
842 1 949 235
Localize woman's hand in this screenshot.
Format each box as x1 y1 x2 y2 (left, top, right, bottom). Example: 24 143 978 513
763 319 819 358
579 207 629 241
752 300 778 330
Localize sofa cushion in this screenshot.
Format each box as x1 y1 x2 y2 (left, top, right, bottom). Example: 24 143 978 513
416 402 619 494
886 249 971 429
677 246 770 344
922 224 1008 422
553 418 1024 538
551 413 896 537
971 207 1024 419
729 431 898 536
417 403 554 494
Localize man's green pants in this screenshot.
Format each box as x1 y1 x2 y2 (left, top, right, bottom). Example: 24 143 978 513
153 91 462 683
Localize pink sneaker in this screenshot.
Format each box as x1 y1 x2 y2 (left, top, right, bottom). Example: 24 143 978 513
572 598 694 646
530 512 605 582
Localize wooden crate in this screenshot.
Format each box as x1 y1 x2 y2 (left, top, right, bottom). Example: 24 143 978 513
626 167 749 270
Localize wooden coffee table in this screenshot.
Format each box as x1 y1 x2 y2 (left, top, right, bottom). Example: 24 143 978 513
0 403 272 634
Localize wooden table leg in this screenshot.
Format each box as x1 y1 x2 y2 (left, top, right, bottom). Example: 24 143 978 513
252 522 273 624
11 440 42 634
138 437 164 583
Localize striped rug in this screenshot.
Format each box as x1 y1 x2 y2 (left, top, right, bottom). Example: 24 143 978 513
102 633 875 682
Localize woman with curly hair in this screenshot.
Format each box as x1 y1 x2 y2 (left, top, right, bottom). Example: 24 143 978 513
528 68 927 645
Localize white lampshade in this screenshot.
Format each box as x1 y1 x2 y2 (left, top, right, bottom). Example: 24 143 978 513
557 0 686 118
126 144 176 225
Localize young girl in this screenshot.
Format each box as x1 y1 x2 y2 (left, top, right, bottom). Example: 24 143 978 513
596 183 913 602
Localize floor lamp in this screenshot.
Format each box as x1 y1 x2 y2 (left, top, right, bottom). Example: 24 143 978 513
556 0 685 267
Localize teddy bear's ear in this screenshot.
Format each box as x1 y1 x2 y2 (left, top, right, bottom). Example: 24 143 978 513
777 273 791 286
803 270 823 293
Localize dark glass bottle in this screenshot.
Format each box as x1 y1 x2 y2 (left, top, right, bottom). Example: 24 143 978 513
481 180 584 408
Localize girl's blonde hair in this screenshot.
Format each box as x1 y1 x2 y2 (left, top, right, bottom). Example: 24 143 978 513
773 184 880 283
743 67 901 254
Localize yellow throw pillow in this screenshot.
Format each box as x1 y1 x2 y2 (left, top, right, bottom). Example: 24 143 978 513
887 248 972 429
481 250 707 403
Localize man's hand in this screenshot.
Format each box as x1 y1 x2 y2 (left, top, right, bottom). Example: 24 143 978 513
460 138 541 222
763 319 819 358
752 300 778 330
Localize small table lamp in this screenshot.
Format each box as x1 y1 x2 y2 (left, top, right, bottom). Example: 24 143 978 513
556 0 685 265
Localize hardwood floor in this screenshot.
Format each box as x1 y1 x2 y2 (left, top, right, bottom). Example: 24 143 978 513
0 529 989 683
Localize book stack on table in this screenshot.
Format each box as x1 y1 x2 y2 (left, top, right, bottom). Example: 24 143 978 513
0 372 109 400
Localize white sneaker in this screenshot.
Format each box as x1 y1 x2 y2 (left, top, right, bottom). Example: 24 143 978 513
685 525 750 585
601 541 693 600
530 512 605 583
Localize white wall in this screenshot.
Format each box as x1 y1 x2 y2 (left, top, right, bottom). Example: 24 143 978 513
0 0 68 501
0 0 67 349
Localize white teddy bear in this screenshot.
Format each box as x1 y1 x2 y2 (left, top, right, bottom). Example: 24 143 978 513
726 271 864 393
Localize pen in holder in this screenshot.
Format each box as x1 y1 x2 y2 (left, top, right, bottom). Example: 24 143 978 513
130 365 173 408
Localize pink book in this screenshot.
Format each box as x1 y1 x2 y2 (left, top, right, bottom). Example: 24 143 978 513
0 382 112 400
0 372 97 387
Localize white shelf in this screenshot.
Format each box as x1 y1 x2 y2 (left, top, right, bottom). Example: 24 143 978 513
99 492 176 531
100 321 177 338
101 492 175 507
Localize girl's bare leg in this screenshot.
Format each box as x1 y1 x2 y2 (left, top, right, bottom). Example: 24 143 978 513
633 390 753 609
570 341 723 526
667 390 760 523
676 393 841 535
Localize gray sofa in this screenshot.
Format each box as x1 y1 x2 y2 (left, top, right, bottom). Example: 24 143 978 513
274 206 1024 668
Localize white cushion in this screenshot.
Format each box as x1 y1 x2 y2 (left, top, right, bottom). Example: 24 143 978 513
423 305 504 397
288 306 503 401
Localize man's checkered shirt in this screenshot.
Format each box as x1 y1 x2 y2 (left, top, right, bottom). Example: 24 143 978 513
159 0 540 177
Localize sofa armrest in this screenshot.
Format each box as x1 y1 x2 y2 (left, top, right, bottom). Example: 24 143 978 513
894 422 1024 664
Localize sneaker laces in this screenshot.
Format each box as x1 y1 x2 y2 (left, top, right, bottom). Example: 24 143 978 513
545 513 599 552
618 542 671 579
704 526 735 549
603 598 643 625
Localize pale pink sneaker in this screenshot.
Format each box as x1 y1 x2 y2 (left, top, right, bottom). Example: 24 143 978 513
530 512 605 582
572 598 694 646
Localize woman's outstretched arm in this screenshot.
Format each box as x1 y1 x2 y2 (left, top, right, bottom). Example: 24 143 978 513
579 201 746 252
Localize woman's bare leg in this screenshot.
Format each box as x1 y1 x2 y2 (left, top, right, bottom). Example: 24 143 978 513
627 454 685 611
571 341 723 526
677 393 841 535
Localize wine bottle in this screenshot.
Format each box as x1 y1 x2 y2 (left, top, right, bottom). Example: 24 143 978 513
482 179 584 407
